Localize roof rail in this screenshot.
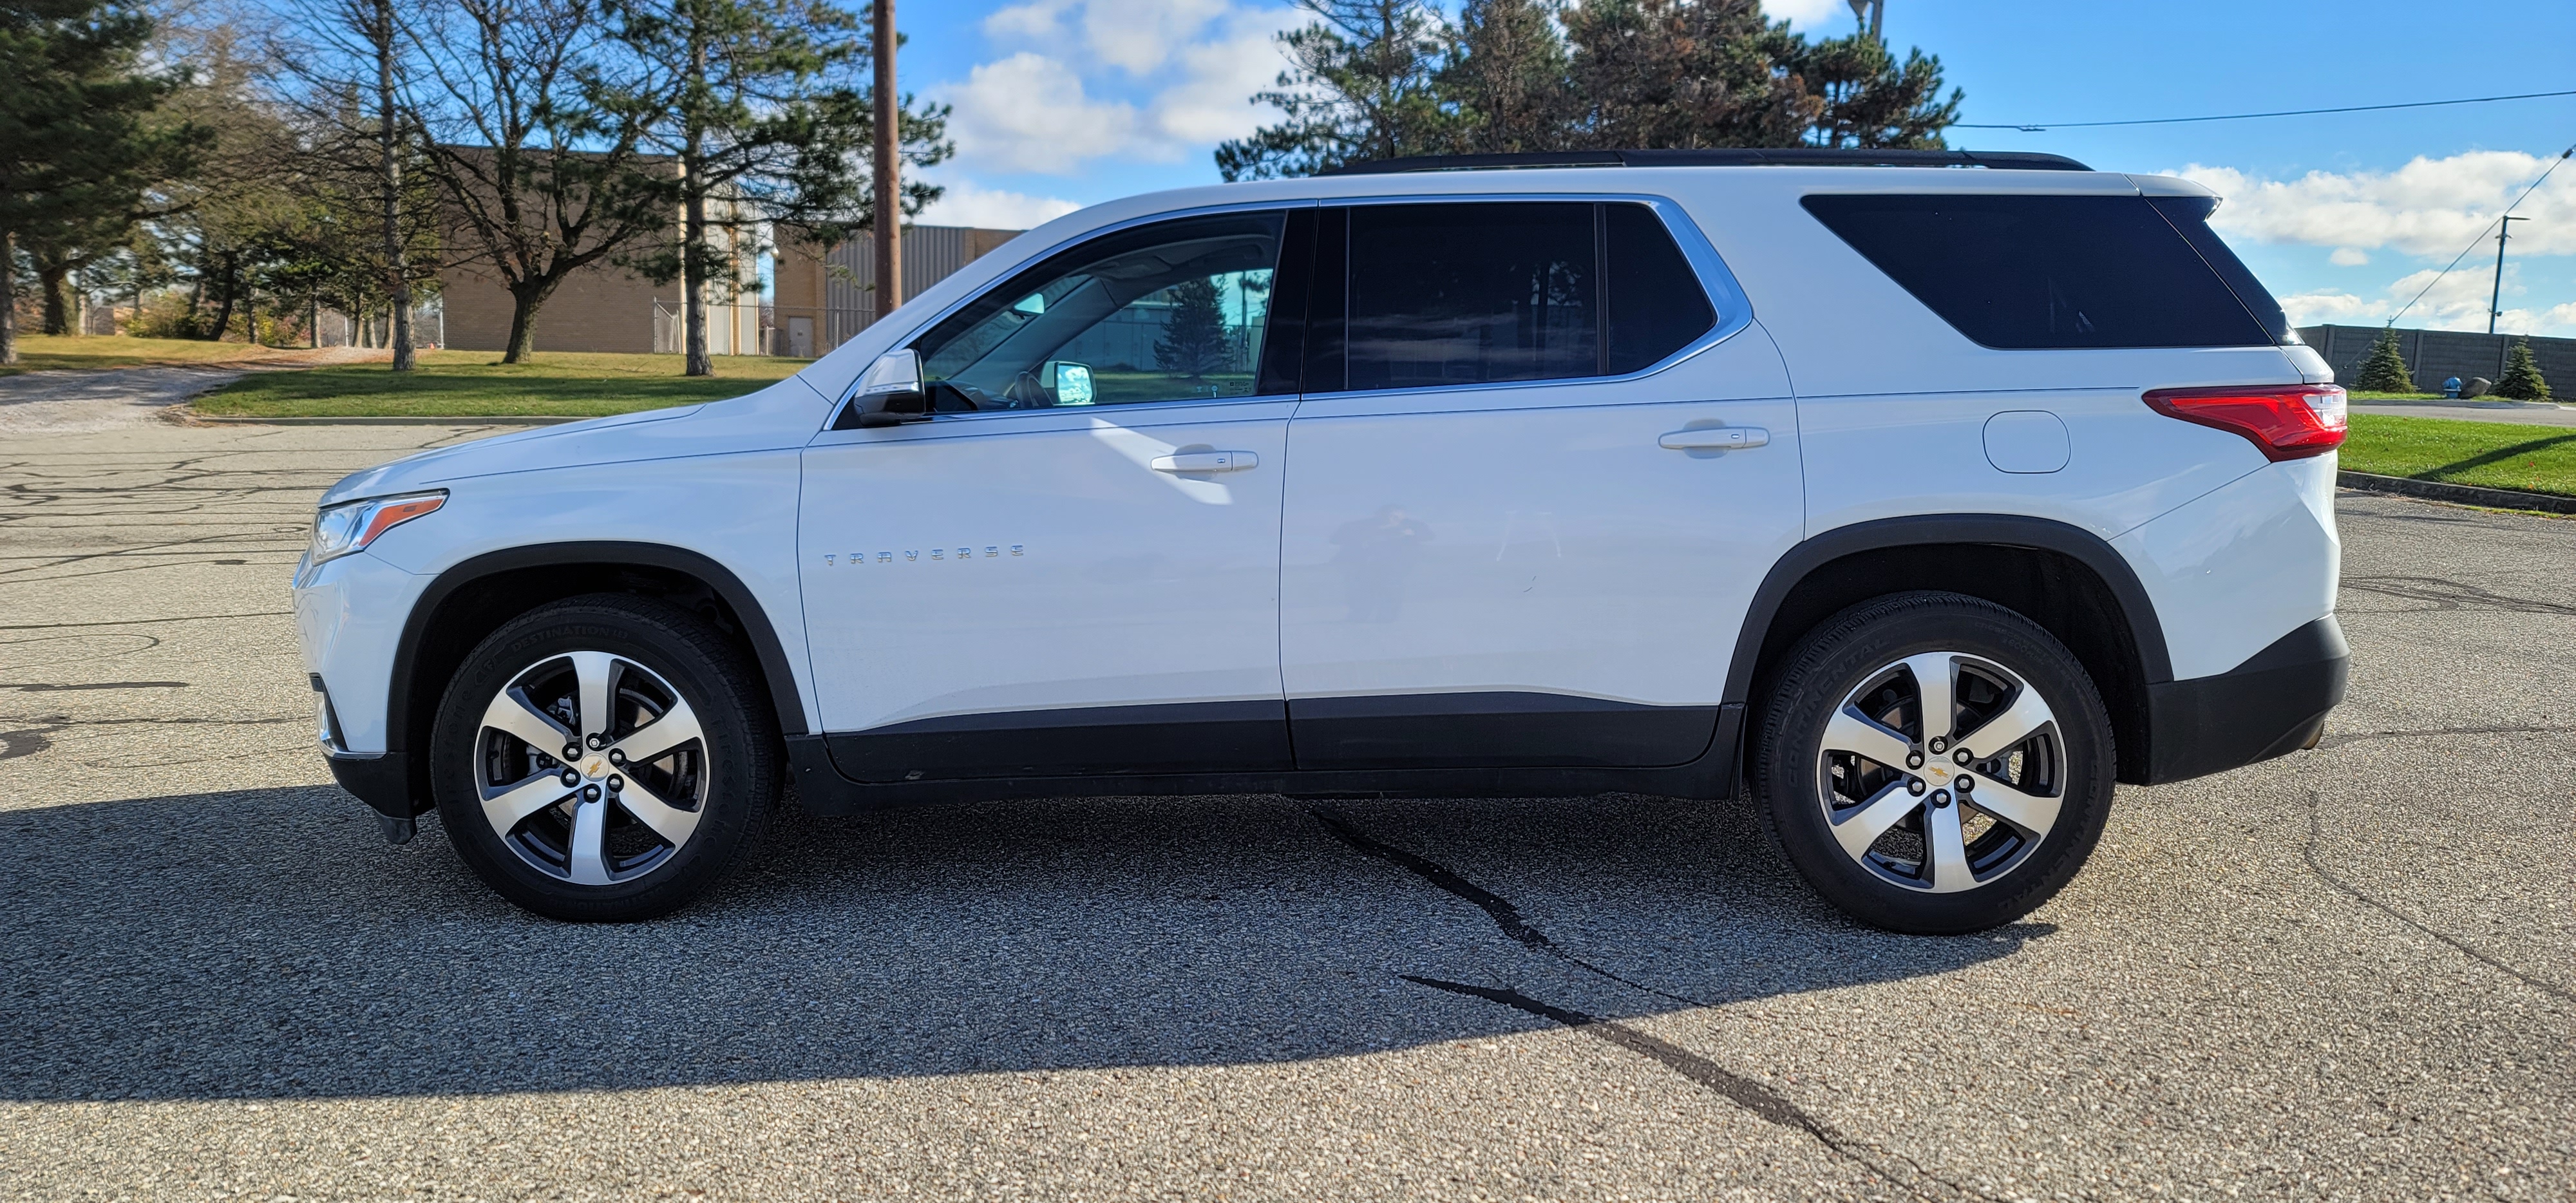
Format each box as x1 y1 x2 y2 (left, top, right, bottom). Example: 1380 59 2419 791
1317 148 2093 176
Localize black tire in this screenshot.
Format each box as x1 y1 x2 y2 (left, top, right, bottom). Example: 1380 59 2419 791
430 594 777 922
1752 591 2115 934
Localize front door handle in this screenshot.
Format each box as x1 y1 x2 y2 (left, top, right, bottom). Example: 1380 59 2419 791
1151 450 1259 473
1659 427 1770 451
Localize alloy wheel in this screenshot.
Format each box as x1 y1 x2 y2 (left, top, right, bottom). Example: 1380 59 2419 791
1815 651 2065 894
473 650 711 886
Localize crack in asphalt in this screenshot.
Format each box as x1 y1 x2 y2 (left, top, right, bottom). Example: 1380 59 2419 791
1311 808 1705 1007
0 681 189 692
1402 976 1995 1202
2343 574 2576 616
2317 723 2571 750
2302 791 2572 1005
0 611 293 632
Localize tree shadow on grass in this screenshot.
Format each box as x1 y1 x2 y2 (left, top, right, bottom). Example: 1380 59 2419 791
0 787 2041 1101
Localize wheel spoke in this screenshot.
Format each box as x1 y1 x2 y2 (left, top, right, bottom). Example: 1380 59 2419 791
480 771 570 836
1925 800 1976 893
482 688 573 755
565 797 611 885
569 650 619 743
1956 685 2054 759
616 777 701 847
1901 653 1957 743
1830 779 1922 862
1823 705 1915 770
1965 777 2061 838
611 696 703 765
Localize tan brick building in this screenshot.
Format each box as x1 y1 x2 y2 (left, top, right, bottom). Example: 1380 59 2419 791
771 224 1023 357
437 221 1021 358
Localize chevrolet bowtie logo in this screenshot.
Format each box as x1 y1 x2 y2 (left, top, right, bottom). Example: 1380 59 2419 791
582 756 609 778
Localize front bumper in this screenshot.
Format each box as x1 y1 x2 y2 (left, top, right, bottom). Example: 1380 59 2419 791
2141 615 2349 784
327 749 419 819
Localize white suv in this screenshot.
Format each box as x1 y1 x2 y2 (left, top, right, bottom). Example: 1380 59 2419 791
295 148 2349 933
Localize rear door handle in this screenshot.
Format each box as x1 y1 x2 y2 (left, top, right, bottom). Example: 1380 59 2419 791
1151 450 1259 473
1659 427 1770 451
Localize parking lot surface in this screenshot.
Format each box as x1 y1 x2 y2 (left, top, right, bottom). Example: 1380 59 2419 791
1 416 2569 1201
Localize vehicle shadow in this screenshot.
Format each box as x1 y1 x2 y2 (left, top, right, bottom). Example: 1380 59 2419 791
1 786 2044 1101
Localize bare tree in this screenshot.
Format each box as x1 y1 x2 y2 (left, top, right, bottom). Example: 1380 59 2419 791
407 0 672 361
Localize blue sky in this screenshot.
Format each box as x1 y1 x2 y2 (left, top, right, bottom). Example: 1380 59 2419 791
902 0 2576 336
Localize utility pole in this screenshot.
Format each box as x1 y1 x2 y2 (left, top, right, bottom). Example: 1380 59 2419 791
2488 214 2527 335
1846 0 1885 40
871 0 901 325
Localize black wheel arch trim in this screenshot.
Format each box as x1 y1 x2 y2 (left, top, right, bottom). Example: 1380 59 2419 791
377 542 809 813
1724 513 2176 710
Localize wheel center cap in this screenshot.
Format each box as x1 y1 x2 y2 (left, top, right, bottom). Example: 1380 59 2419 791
1925 764 1951 782
580 755 610 779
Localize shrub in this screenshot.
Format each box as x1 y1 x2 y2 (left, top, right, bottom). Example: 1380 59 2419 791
2348 327 2414 393
2492 337 2553 401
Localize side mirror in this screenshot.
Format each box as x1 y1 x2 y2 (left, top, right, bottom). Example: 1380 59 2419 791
835 349 927 430
1048 360 1095 406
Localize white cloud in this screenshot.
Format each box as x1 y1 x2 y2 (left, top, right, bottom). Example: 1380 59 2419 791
940 1 1295 176
2329 247 2370 267
2175 151 2576 258
918 180 1083 231
1765 0 1852 30
1142 11 1297 146
1084 0 1235 74
943 52 1139 174
2278 263 2576 336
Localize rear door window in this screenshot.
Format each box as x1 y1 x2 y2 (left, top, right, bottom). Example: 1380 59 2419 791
1327 201 1717 393
1801 193 2280 349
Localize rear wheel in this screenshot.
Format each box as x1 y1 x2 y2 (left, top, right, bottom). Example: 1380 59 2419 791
430 594 776 921
1752 591 2116 934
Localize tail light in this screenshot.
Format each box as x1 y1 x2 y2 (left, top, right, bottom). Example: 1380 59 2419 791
2143 384 2347 461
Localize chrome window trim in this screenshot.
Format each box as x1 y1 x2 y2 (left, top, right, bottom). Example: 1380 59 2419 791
1307 191 1753 405
855 190 1753 424
844 200 1319 419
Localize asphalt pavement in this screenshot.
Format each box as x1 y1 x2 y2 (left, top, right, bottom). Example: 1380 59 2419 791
1 414 2569 1201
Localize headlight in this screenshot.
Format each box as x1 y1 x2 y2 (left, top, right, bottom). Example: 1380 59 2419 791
309 491 446 566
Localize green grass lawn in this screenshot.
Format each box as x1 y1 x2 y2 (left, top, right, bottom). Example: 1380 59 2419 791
2340 413 2576 497
196 349 812 417
0 334 324 375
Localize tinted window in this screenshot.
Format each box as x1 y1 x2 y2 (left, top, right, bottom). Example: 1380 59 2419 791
911 211 1285 409
1338 202 1717 392
1801 193 2277 349
1606 203 1718 373
2148 195 2292 344
1348 202 1597 390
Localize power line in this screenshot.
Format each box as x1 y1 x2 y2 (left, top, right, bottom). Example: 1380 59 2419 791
2387 145 2575 328
1957 88 2576 131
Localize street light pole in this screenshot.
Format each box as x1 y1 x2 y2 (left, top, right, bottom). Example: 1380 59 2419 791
871 0 901 326
2488 214 2527 335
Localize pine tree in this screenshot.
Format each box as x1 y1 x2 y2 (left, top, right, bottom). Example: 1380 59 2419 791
1437 0 1571 154
1154 278 1231 381
2492 337 2552 401
1217 0 1452 180
2349 327 2415 394
0 0 196 364
612 0 951 375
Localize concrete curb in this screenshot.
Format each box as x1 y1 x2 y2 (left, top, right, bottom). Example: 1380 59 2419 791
182 413 582 426
2339 470 2576 515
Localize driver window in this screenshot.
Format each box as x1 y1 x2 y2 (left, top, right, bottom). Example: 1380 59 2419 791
911 211 1285 411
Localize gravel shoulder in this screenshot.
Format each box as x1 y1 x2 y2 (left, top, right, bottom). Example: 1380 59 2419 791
0 424 2568 1202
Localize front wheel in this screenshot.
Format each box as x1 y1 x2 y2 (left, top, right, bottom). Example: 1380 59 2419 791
430 594 777 922
1752 591 2116 934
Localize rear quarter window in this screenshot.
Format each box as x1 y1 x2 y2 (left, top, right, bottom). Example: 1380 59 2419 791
1801 193 2280 350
